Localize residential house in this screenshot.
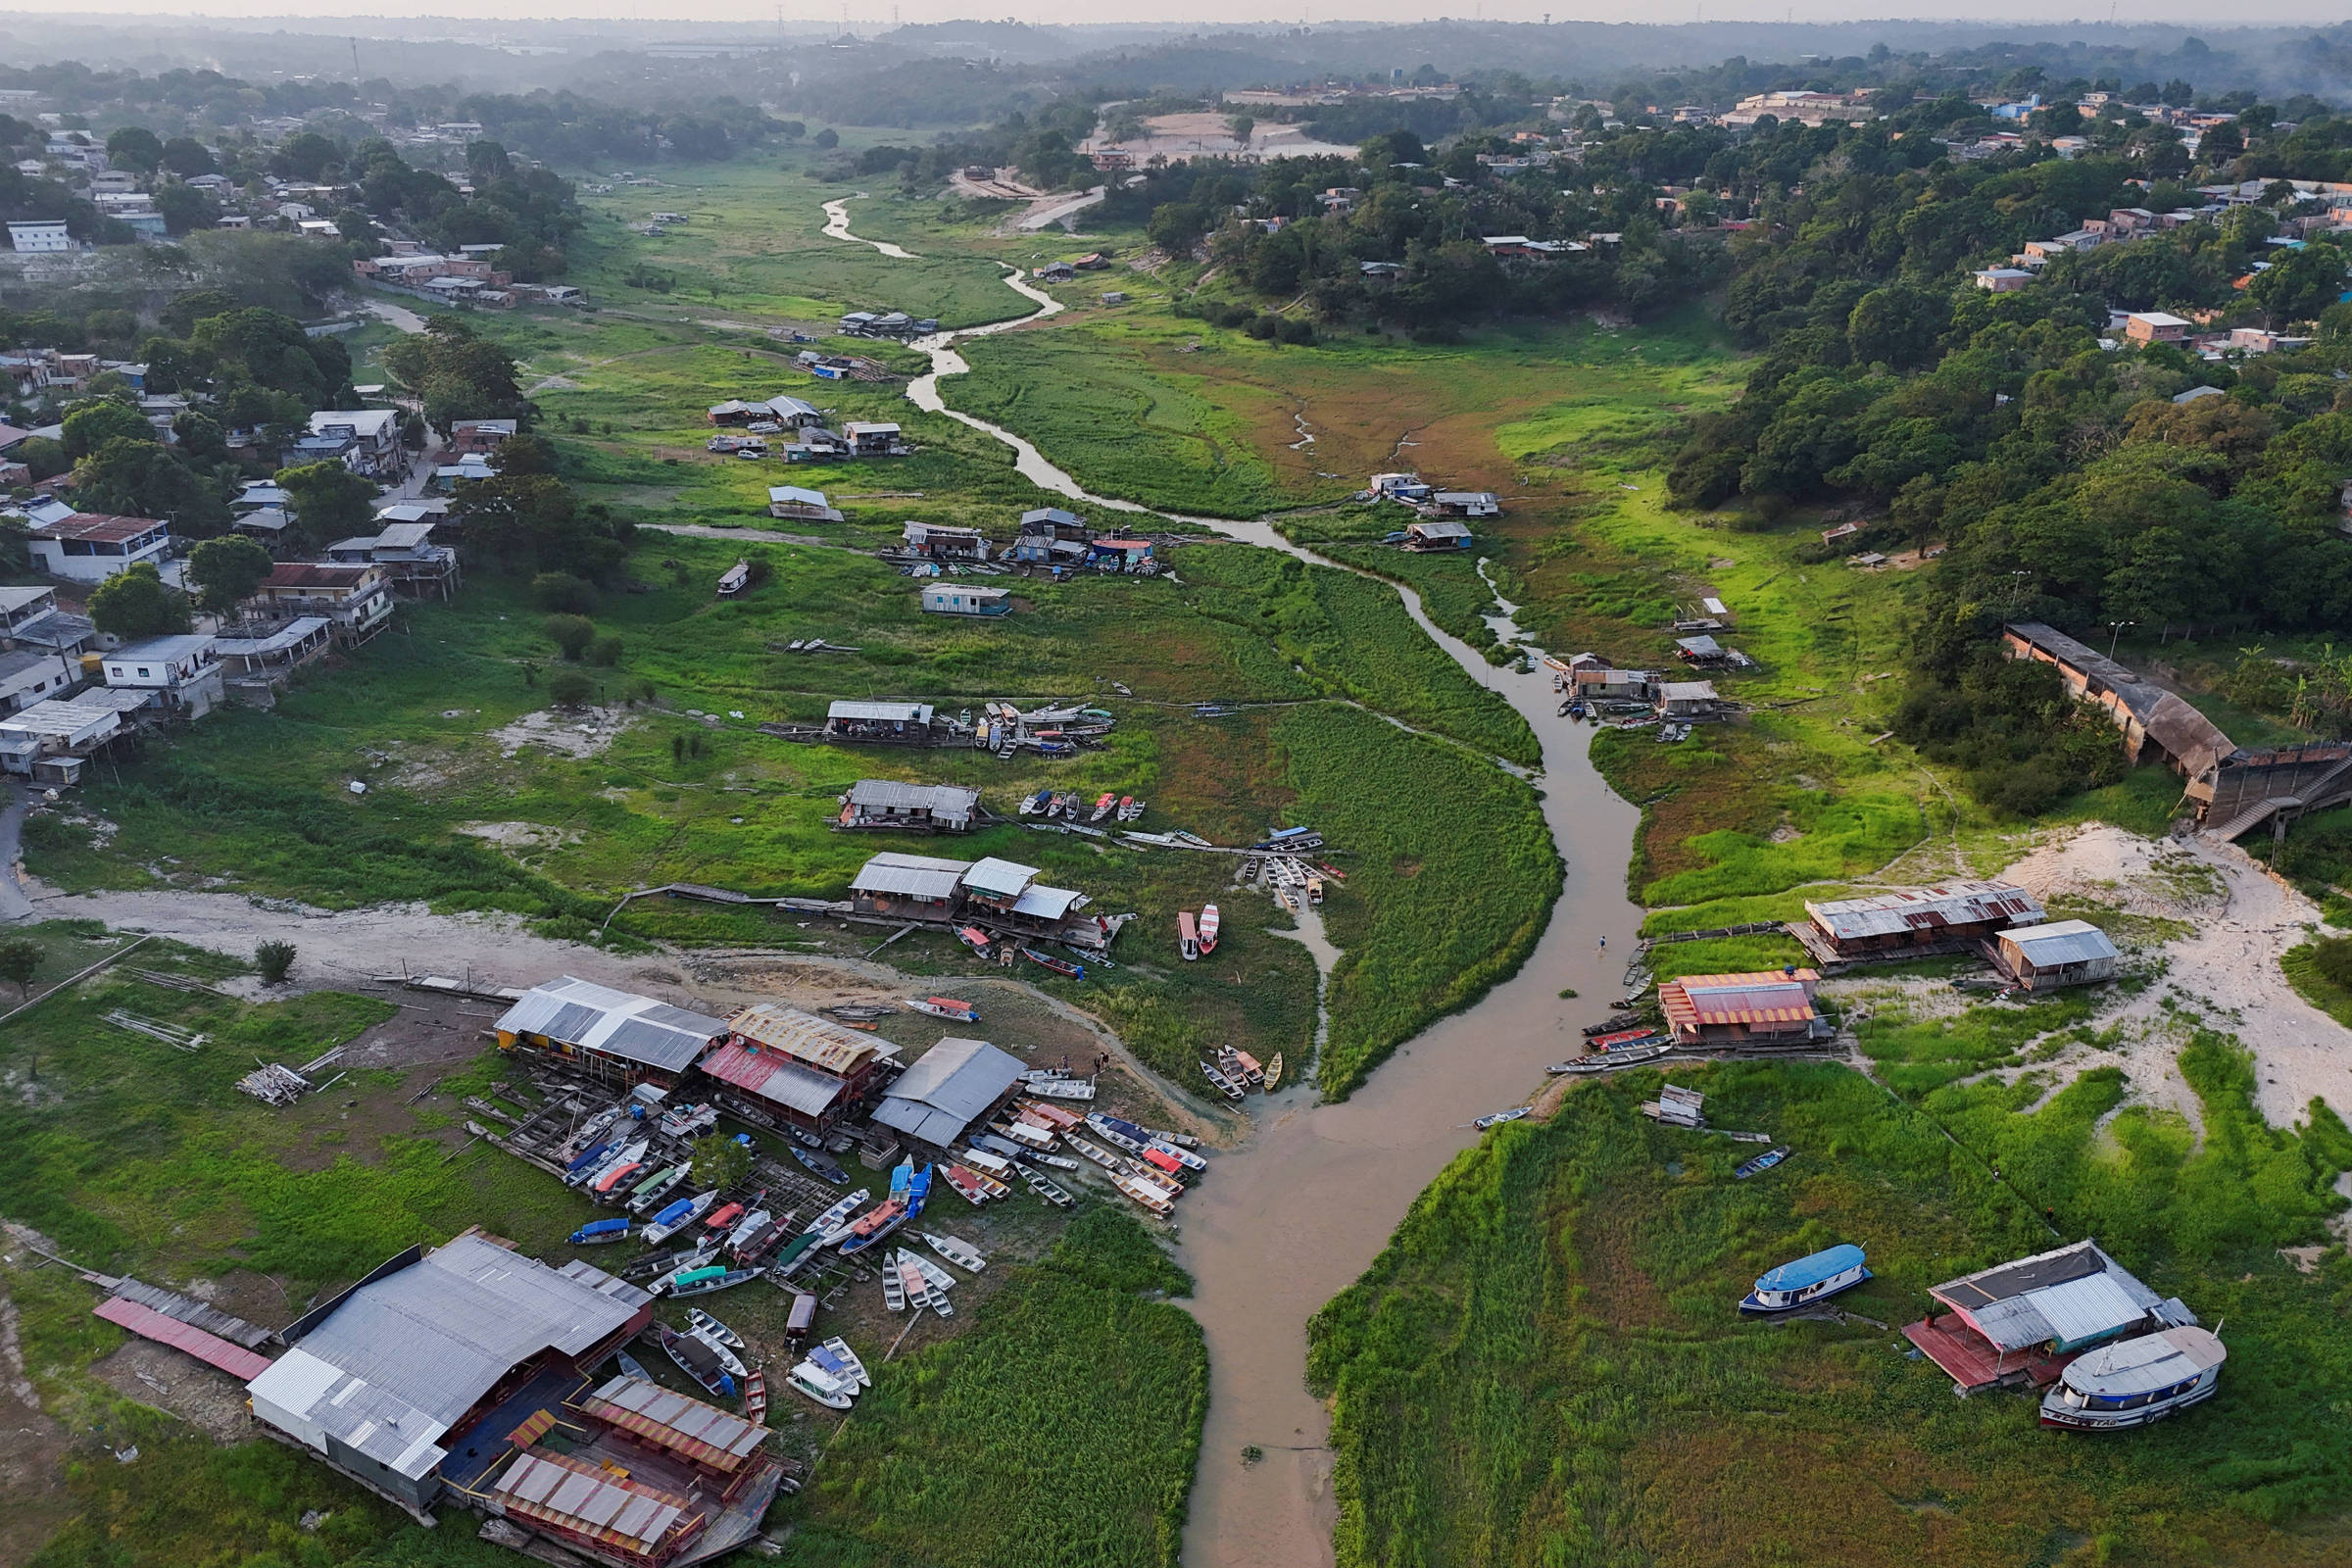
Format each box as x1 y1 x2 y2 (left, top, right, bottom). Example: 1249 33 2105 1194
304 410 404 478
248 563 394 643
429 454 497 489
1654 679 1730 719
323 521 462 599
1018 507 1089 539
1426 490 1500 518
212 616 333 686
1975 267 2034 292
696 1001 892 1137
0 695 132 785
849 850 1106 949
1674 634 1731 665
1995 920 2121 990
446 418 514 456
1556 652 1654 702
0 644 83 714
1404 519 1473 551
902 522 990 562
868 1036 1026 1150
492 975 732 1089
26 513 171 583
823 701 935 744
847 850 967 918
1904 1238 2187 1394
920 584 1011 616
6 221 72 254
1033 262 1076 282
1791 881 2045 966
2123 312 2191 344
843 421 902 456
767 486 845 523
102 634 224 717
1656 968 1827 1047
837 779 981 833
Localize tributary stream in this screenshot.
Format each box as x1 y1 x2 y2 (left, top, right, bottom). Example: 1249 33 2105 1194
843 200 1648 1567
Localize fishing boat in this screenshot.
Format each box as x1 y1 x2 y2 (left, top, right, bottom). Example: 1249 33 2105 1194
1177 910 1200 961
1473 1106 1533 1130
1307 877 1324 906
1264 1053 1284 1091
1199 1059 1245 1101
743 1368 768 1424
1118 795 1140 821
613 1349 652 1382
805 1190 869 1240
1740 1245 1873 1316
906 996 980 1022
1068 1136 1122 1171
688 1328 748 1379
1197 904 1220 956
1582 1015 1642 1038
658 1102 718 1140
906 1163 932 1218
627 1164 689 1214
970 1132 1033 1164
2040 1326 2228 1431
956 926 993 956
787 1360 855 1410
1734 1145 1792 1180
1111 1171 1175 1217
656 1323 736 1399
806 1343 862 1393
1030 1151 1082 1171
1023 1075 1096 1101
643 1190 718 1246
907 1252 956 1298
792 1145 850 1185
819 1337 871 1387
881 1257 906 1311
1018 1098 1083 1128
889 1160 912 1201
669 1266 759 1298
1091 792 1116 822
941 1164 990 1205
995 1117 1055 1150
1548 1043 1673 1075
1589 1026 1667 1051
592 1158 646 1198
1023 1171 1073 1206
838 1198 908 1256
561 1140 614 1185
725 1209 772 1252
1085 1113 1152 1154
704 1199 749 1233
961 1146 1016 1178
1146 1138 1207 1173
766 1231 822 1280
1139 1145 1187 1179
922 1232 987 1271
1229 1049 1264 1086
569 1217 630 1247
1022 948 1085 979
893 1252 930 1308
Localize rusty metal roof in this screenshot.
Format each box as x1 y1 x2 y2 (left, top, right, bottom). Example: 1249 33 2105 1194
1659 970 1818 1029
1805 881 2043 942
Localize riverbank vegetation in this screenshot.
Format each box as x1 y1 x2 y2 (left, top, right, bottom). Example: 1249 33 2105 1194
1309 1056 2352 1568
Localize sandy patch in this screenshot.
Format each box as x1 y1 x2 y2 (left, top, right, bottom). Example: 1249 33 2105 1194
460 821 583 852
492 706 635 760
1996 823 2349 1128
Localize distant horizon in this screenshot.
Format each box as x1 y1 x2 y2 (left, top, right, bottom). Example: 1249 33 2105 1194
0 6 2339 33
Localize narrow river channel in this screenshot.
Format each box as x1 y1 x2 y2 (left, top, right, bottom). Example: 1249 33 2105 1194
842 202 1648 1566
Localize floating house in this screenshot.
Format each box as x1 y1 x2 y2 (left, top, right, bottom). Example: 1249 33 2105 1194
1656 969 1826 1048
1904 1238 2190 1395
1791 880 2045 966
1654 679 1730 720
2040 1325 2227 1430
1555 653 1655 702
903 522 990 562
766 486 845 523
848 851 970 920
1994 919 2120 990
920 585 1011 616
492 977 733 1088
1740 1244 1872 1315
869 1035 1026 1149
848 850 1109 950
1404 519 1473 551
696 1002 891 1137
1426 490 1500 518
823 700 935 744
837 779 980 833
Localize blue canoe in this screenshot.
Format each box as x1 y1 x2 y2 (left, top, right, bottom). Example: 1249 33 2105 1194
1740 1244 1871 1315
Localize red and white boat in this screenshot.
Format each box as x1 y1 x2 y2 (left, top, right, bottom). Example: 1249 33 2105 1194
743 1368 768 1425
1198 905 1220 956
907 996 979 1022
1178 910 1200 962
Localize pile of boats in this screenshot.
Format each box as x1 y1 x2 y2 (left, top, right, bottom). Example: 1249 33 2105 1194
1249 856 1329 912
1200 1043 1280 1101
938 1098 1205 1221
1019 789 1146 823
1545 1013 1673 1075
878 1231 990 1319
1177 904 1218 961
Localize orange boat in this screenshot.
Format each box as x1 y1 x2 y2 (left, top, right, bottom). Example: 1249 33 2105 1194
1178 910 1200 962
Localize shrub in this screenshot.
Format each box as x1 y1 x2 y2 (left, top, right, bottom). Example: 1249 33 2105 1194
531 571 600 614
543 613 595 660
547 668 593 707
585 633 623 667
2310 935 2352 990
0 937 41 999
254 941 296 985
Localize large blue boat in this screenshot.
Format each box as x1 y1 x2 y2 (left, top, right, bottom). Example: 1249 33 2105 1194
1740 1244 1872 1315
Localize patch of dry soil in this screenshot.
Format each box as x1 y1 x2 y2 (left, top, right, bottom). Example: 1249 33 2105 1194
492 706 635 760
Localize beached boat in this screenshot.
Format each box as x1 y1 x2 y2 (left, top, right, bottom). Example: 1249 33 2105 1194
819 1337 871 1387
1199 1059 1245 1101
1091 792 1116 822
906 1163 932 1218
1473 1106 1532 1130
658 1102 718 1140
703 1198 750 1233
838 1199 907 1256
1023 1170 1074 1206
969 1132 1033 1164
1139 1145 1186 1179
1740 1245 1872 1315
1018 1098 1084 1129
995 1117 1055 1150
806 1190 869 1239
688 1328 748 1379
1582 1016 1642 1038
613 1349 651 1382
1548 1044 1672 1075
562 1140 614 1184
1147 1138 1207 1173
669 1267 760 1298
724 1210 772 1252
1734 1145 1791 1180
881 1256 906 1311
626 1164 689 1214
792 1145 850 1185
1022 948 1085 979
1198 904 1220 956
941 1164 990 1205
1111 1171 1175 1217
1118 795 1141 821
907 1252 956 1298
956 926 993 956
1028 1151 1081 1171
895 1253 935 1311
961 1145 1016 1177
1067 1135 1122 1171
922 1232 987 1271
1023 1075 1096 1101
766 1231 822 1280
1229 1049 1263 1086
569 1217 630 1247
743 1368 768 1424
787 1360 855 1410
889 1159 912 1201
1264 1053 1284 1091
592 1158 645 1198
656 1324 736 1399
2040 1326 2228 1430
806 1342 861 1393
643 1190 718 1246
1085 1113 1151 1154
907 996 979 1022
1176 909 1200 962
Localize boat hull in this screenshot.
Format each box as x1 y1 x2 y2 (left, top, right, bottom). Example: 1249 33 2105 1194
2040 1380 2219 1430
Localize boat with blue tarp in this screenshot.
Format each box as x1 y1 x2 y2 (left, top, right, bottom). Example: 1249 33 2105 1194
1740 1243 1871 1315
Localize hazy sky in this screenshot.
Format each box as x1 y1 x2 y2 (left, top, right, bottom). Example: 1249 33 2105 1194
0 2 2330 26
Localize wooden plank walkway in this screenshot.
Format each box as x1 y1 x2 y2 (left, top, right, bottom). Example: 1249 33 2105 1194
103 1277 276 1349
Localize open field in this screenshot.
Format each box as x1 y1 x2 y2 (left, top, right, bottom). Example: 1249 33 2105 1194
1308 1058 2352 1568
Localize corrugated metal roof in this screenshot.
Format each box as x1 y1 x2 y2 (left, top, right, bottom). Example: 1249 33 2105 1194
1932 1239 2159 1350
93 1297 274 1380
700 1039 848 1116
492 976 730 1072
1806 881 2044 942
2002 919 2120 965
724 1003 880 1075
960 858 1038 899
1659 971 1818 1028
1010 883 1085 920
827 700 933 723
845 779 979 820
1410 519 1472 538
2005 622 2238 778
1657 680 1719 702
584 1372 765 1466
871 1036 1024 1147
1677 634 1723 656
493 1448 689 1552
851 851 971 900
1754 1245 1866 1295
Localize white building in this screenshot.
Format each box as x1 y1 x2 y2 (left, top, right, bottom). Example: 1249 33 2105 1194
26 513 172 584
102 634 224 718
6 220 72 254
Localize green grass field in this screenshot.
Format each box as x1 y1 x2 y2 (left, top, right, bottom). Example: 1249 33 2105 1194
1308 1054 2352 1568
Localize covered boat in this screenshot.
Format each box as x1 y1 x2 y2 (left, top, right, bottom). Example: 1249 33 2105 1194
1740 1244 1872 1315
2041 1325 2227 1430
568 1217 630 1247
1178 910 1200 962
1198 905 1220 955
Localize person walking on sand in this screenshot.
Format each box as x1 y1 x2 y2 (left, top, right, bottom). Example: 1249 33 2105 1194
1597 935 1607 952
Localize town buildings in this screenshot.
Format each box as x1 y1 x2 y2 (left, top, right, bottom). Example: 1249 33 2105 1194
1790 881 2046 966
493 977 734 1089
25 513 171 583
696 1002 892 1137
